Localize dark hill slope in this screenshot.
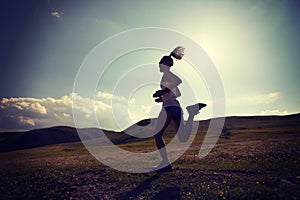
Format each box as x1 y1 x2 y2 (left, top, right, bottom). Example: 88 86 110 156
0 114 299 152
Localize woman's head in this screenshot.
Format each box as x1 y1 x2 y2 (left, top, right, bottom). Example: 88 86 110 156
159 55 173 72
159 55 173 67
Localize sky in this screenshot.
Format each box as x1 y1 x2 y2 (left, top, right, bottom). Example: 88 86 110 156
0 0 300 131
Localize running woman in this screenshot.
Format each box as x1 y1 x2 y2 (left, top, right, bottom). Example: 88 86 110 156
153 46 206 172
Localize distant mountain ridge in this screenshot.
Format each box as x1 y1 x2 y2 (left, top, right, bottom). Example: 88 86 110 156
0 113 299 152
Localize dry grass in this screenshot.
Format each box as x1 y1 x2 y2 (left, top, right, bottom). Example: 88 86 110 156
0 116 300 199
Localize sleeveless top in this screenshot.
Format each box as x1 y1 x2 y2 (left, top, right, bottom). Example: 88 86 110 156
160 71 182 107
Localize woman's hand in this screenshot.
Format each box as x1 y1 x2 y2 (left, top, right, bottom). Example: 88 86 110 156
152 88 170 98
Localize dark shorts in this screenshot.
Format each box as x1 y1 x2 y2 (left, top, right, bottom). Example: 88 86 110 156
164 106 182 121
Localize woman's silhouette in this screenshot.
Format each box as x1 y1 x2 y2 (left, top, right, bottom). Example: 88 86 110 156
152 46 206 172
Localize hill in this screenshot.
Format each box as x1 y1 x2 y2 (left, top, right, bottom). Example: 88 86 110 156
0 114 299 199
0 113 299 152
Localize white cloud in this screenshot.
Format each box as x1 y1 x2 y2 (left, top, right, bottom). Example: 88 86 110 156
128 105 152 122
30 102 47 114
227 92 281 105
51 10 63 21
260 109 289 116
254 92 280 104
96 92 135 104
0 97 47 115
0 93 149 131
18 116 35 126
0 94 75 131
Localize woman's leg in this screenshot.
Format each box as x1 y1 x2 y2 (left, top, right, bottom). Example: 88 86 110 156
175 103 206 142
174 114 195 142
154 108 172 164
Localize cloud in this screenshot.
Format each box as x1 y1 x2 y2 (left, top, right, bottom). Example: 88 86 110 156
228 92 281 105
0 97 47 115
260 109 289 116
96 92 135 104
51 10 63 21
0 94 74 131
128 105 152 122
252 92 280 104
0 93 149 131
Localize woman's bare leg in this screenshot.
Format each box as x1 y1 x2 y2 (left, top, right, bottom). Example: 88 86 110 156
154 109 171 164
175 103 206 142
174 114 195 142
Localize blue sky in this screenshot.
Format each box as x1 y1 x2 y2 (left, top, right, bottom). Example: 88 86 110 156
0 0 299 131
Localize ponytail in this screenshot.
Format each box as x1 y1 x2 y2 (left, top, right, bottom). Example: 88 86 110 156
170 46 185 60
159 46 185 67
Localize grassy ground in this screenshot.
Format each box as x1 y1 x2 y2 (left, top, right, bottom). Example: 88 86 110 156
0 123 299 199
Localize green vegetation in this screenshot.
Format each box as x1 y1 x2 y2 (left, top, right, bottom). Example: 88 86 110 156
0 116 299 199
